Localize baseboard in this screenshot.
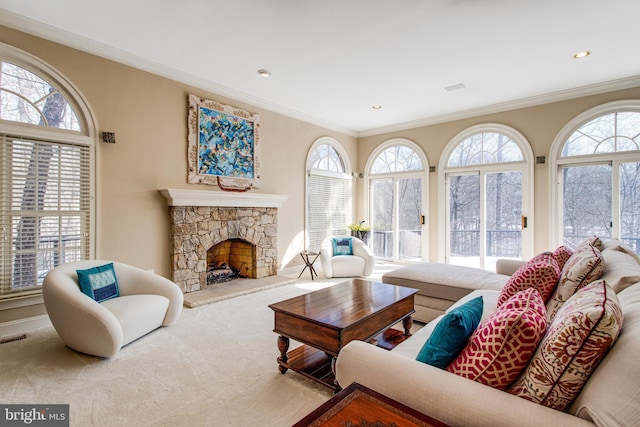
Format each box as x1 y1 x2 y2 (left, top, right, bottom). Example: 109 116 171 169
0 315 51 339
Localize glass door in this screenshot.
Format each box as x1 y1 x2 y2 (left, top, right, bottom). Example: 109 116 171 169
447 170 523 270
370 176 423 261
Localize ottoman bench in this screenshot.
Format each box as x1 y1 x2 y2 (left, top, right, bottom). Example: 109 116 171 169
381 261 521 322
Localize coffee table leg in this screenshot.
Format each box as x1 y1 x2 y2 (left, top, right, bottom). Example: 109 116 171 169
402 316 413 336
330 357 342 392
277 335 290 374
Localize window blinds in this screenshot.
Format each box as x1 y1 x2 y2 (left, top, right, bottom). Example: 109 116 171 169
0 135 90 298
307 171 352 252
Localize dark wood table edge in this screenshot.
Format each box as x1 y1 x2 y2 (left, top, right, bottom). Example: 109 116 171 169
292 382 450 427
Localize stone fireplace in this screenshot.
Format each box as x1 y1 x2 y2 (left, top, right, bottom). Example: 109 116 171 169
160 189 288 293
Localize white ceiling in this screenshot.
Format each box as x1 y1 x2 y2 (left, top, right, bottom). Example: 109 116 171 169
1 0 640 137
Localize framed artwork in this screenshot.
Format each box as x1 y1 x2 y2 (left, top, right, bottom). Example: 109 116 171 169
187 94 260 189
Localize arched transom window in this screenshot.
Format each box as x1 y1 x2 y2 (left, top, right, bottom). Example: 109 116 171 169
371 145 423 174
448 132 524 166
1 61 81 131
309 143 345 173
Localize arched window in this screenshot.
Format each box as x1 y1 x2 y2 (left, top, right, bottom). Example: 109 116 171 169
550 101 640 253
305 138 352 251
366 140 428 261
0 43 95 300
439 125 534 270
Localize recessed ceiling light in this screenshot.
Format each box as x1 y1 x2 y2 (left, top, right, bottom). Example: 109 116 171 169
444 82 466 92
573 51 591 59
257 69 271 77
372 105 382 110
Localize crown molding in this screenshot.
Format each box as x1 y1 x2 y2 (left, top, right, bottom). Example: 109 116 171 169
359 75 640 137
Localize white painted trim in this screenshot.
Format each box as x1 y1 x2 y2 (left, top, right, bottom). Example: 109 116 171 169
0 315 51 339
159 189 288 208
438 124 534 265
548 100 640 248
364 139 429 262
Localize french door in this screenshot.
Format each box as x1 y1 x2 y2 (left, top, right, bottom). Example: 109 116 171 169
446 168 524 270
370 174 425 261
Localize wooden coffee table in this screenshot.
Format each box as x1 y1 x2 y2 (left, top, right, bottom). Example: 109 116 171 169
269 279 418 391
293 382 449 427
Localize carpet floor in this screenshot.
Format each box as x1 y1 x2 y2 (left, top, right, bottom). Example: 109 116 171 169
0 280 354 426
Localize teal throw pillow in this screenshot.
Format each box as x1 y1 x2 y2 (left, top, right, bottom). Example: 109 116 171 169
332 237 353 256
76 263 120 302
416 296 483 369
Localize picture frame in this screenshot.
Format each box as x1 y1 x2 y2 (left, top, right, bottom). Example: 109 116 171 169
187 94 260 189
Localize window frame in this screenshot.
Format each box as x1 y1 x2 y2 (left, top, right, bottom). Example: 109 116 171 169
438 123 534 266
364 138 429 262
305 137 353 252
549 100 640 248
0 43 96 303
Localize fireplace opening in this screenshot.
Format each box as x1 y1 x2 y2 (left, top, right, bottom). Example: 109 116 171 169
206 239 256 285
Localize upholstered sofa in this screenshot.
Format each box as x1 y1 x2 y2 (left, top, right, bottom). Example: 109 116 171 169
319 235 375 279
43 260 184 358
336 240 640 426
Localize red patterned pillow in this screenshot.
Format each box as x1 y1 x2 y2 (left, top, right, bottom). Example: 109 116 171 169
546 244 604 321
552 245 573 270
497 252 560 306
447 288 547 390
508 280 622 410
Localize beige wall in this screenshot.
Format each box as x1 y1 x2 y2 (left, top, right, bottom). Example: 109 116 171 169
357 86 640 261
1 25 639 327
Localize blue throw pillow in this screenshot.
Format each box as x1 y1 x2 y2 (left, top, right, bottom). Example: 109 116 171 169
416 296 483 369
332 237 353 256
76 263 120 302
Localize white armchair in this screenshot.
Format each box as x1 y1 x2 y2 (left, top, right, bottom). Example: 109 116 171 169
320 236 376 279
43 260 183 358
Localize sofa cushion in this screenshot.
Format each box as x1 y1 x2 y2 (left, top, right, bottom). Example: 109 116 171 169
101 294 170 345
332 237 353 255
497 252 560 306
416 296 483 368
508 279 622 411
76 263 120 302
602 238 640 264
601 249 640 293
546 244 604 321
552 245 574 270
447 288 547 390
569 282 640 426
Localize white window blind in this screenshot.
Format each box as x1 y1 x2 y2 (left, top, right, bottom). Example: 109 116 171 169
0 135 90 298
307 171 352 252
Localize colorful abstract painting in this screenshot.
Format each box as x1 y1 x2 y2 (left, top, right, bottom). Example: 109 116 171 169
188 94 260 188
198 108 254 178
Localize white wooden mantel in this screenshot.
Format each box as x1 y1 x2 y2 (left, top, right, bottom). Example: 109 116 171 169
159 188 288 208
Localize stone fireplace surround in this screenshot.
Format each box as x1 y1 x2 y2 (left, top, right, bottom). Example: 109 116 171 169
160 189 288 293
